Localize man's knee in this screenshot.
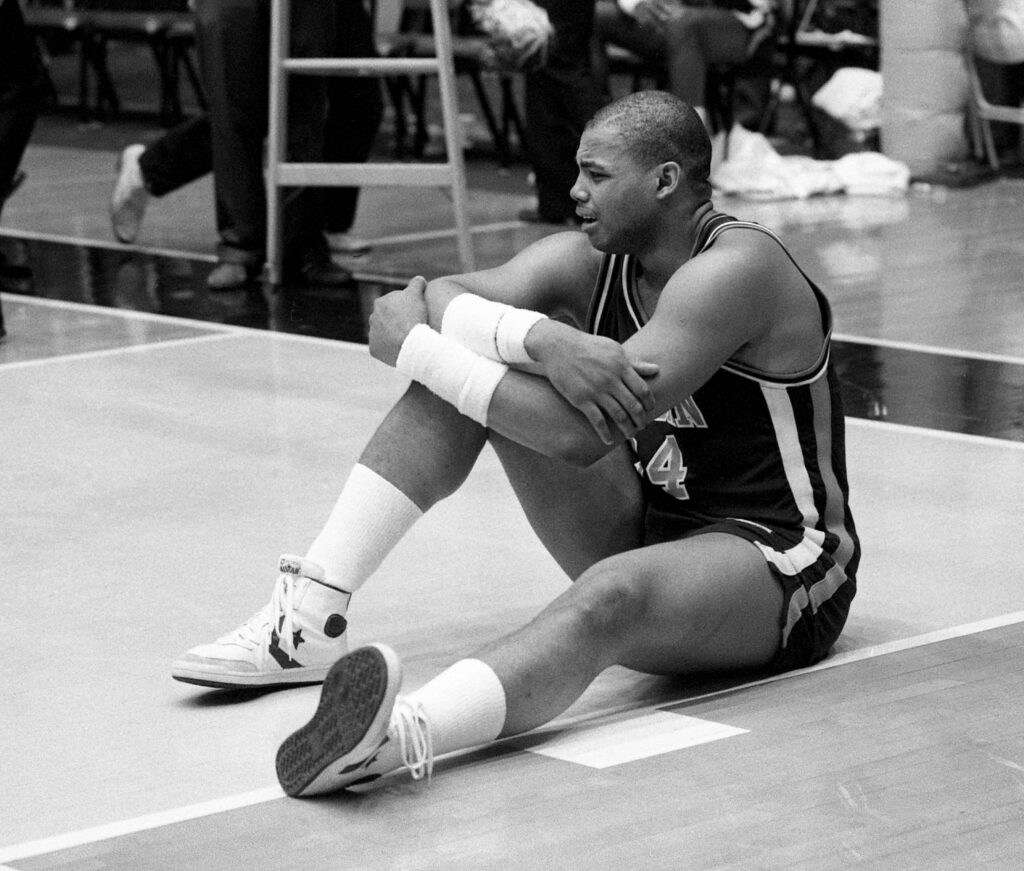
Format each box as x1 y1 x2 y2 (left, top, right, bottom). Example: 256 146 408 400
567 561 652 640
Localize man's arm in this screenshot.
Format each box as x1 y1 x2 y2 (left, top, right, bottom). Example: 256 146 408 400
371 233 660 451
487 240 775 465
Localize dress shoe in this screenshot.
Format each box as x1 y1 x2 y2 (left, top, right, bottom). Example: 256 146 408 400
207 261 261 290
110 144 149 243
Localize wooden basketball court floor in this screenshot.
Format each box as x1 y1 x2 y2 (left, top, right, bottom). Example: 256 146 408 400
3 130 1024 869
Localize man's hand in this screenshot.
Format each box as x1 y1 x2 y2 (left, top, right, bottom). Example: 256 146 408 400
528 320 659 444
368 275 430 367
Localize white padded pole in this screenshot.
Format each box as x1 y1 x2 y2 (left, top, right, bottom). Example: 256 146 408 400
880 0 971 174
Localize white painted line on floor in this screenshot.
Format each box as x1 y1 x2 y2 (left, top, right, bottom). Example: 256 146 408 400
1 293 370 351
529 711 747 769
0 330 244 371
2 292 242 331
361 220 530 247
0 787 284 864
846 416 1024 452
833 331 1024 367
0 226 217 263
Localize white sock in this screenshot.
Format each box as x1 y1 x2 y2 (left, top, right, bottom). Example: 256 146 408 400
347 658 507 790
304 464 423 594
404 658 507 757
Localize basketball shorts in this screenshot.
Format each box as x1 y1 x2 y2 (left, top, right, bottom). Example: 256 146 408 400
644 512 856 674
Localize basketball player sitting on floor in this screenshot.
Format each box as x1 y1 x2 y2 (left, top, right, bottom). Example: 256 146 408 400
171 91 860 796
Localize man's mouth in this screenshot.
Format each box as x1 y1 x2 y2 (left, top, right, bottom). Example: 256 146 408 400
578 213 597 225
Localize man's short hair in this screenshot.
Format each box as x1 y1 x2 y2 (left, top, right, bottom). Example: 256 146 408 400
586 91 712 199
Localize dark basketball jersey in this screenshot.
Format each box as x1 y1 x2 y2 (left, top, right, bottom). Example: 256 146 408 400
585 211 859 654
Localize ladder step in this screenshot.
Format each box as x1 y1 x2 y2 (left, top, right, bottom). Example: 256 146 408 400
275 162 456 187
282 57 441 76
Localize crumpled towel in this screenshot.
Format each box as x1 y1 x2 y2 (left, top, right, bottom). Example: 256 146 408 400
811 67 883 133
711 125 910 201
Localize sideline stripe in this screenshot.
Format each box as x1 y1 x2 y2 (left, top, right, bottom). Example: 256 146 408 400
5 610 1024 864
0 226 217 264
2 294 370 352
846 415 1024 452
833 331 1024 367
362 220 529 247
0 331 243 371
0 787 284 864
0 220 533 261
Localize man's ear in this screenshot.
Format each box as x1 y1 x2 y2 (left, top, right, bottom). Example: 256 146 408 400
655 161 681 197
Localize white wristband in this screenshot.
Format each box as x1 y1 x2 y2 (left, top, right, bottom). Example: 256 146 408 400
441 293 546 365
395 324 508 426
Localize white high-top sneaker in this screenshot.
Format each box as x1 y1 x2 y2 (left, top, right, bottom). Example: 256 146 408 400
171 555 350 689
276 644 434 797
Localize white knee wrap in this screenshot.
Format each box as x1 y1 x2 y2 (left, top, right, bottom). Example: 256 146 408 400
396 324 508 426
441 293 547 365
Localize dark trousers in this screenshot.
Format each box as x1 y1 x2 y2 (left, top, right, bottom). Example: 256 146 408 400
192 0 381 268
0 0 45 211
140 87 381 233
524 0 606 221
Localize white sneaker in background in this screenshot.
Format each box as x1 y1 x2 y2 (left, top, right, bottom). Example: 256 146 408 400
171 554 350 689
110 144 149 244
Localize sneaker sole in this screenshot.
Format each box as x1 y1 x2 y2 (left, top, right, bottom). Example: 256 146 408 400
275 644 401 797
170 665 332 690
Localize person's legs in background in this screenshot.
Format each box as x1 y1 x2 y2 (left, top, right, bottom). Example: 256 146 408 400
322 0 383 257
193 0 269 287
110 114 213 243
522 0 606 224
0 0 46 328
194 0 352 290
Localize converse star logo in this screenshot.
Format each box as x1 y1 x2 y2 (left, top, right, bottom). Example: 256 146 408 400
268 626 303 669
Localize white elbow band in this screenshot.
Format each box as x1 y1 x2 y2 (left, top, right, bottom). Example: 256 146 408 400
441 293 547 365
396 324 508 426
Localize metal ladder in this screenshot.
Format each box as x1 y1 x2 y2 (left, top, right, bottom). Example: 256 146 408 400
265 0 475 285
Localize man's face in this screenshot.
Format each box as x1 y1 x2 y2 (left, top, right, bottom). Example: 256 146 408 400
570 123 658 253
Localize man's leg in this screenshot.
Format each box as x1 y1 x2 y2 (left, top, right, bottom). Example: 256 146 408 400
475 532 782 736
111 114 213 243
661 8 750 124
322 0 382 253
172 385 488 687
523 0 606 224
194 0 268 277
276 435 783 794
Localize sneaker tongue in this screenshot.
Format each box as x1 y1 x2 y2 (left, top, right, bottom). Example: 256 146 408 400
279 553 325 582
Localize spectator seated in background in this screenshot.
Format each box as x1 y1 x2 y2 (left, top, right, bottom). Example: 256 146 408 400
592 0 775 131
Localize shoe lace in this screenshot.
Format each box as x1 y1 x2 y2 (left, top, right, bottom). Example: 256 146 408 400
232 572 299 654
392 698 434 782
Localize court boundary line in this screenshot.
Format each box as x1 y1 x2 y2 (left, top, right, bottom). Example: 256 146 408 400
833 331 1024 367
1 293 370 352
0 220 532 263
0 330 245 371
4 609 1024 865
0 226 218 264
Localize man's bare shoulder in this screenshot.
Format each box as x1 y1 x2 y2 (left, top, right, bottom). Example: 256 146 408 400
478 230 602 313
